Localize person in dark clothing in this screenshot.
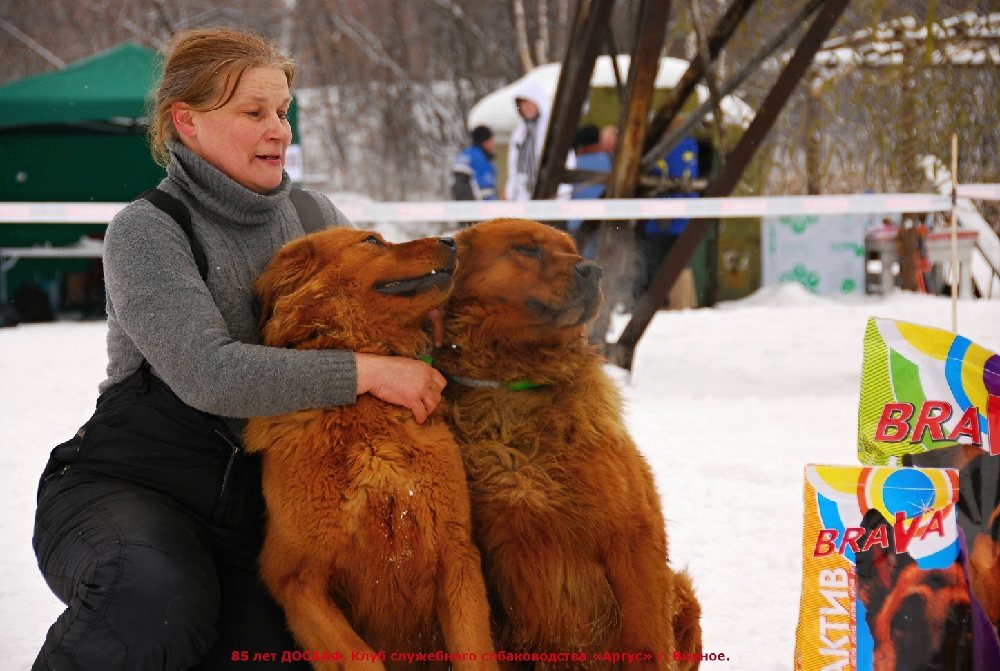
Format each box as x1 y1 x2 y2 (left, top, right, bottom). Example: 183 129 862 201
566 125 611 255
451 125 497 201
31 27 446 671
634 116 701 304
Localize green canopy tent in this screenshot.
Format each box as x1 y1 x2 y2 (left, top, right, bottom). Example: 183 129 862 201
0 42 165 203
0 42 299 314
0 42 157 128
0 43 164 314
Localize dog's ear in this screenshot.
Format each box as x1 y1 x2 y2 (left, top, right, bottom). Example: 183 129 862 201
452 225 478 275
856 507 916 615
254 236 323 334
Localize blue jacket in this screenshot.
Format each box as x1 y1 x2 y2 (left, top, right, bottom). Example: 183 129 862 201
566 151 612 235
452 146 497 200
645 136 700 236
572 152 611 201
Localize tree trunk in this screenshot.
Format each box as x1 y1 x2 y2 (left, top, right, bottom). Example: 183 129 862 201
537 0 550 64
513 0 535 72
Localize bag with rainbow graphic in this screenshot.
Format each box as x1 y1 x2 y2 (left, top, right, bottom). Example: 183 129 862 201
794 464 971 671
857 317 1000 465
856 318 1000 667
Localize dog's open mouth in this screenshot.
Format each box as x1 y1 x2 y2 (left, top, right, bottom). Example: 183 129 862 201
374 268 454 296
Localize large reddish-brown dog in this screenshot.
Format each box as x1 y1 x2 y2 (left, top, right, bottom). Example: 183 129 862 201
432 219 701 670
244 229 497 671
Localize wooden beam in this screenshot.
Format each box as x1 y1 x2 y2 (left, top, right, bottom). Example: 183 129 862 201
643 0 760 155
610 0 854 370
534 0 619 200
608 0 674 200
587 0 673 344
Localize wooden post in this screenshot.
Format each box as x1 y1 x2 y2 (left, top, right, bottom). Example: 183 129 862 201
586 0 673 345
533 0 618 200
611 0 852 370
950 132 959 332
899 219 920 292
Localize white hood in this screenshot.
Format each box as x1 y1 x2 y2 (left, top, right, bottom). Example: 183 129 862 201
512 78 550 119
469 57 754 143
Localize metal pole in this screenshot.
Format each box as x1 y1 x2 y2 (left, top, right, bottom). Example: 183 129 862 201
950 132 959 332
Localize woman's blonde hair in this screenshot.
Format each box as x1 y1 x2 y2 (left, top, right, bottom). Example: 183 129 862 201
148 27 296 167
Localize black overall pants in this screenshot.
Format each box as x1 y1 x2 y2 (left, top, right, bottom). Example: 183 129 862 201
32 366 309 670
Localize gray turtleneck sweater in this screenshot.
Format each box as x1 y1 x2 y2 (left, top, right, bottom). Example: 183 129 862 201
101 143 356 440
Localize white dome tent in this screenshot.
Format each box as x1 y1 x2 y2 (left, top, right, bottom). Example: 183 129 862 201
466 56 754 194
468 55 754 145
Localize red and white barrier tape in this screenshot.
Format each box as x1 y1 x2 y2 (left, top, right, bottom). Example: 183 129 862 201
2 190 990 225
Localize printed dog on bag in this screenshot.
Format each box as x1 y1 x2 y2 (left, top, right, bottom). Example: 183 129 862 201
906 446 1000 646
244 228 497 671
857 318 1000 660
795 465 972 671
855 508 972 671
432 218 701 670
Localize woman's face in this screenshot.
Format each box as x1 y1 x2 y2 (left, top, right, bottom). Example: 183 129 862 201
171 66 292 194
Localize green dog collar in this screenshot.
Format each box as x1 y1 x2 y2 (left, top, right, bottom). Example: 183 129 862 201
419 356 544 391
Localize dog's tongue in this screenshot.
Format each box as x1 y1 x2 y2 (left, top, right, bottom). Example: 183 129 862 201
376 272 452 295
425 309 444 347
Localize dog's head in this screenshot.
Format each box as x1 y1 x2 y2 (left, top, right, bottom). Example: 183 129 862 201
254 228 456 357
447 218 602 344
855 508 971 671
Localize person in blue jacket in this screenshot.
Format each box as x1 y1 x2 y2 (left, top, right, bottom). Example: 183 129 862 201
451 125 497 201
566 125 611 255
634 118 701 303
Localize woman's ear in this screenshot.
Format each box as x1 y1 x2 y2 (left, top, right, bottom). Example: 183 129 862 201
170 102 198 139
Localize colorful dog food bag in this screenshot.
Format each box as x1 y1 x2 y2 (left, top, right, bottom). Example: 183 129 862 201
857 318 1000 668
794 464 972 671
857 317 1000 465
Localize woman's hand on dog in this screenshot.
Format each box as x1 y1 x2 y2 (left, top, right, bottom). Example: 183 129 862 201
355 354 447 424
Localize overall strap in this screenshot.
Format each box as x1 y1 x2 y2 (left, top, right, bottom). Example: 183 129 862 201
138 188 208 280
289 187 326 234
137 187 326 282
133 187 324 395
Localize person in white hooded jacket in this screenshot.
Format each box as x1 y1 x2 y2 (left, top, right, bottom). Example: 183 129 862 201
504 78 574 201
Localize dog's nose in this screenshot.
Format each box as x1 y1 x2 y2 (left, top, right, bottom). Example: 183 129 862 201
574 260 603 282
438 237 456 249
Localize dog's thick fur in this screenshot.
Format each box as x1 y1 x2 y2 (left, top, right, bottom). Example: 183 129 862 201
856 508 972 671
244 229 496 671
432 219 701 670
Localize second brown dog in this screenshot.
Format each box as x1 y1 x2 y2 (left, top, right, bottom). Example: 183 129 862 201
433 219 701 670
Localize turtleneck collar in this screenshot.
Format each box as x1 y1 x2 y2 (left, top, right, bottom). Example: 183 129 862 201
166 141 292 227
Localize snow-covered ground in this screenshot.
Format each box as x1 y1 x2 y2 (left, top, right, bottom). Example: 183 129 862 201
3 285 999 670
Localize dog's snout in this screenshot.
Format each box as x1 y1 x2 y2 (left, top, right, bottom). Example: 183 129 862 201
574 260 602 282
438 237 456 249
